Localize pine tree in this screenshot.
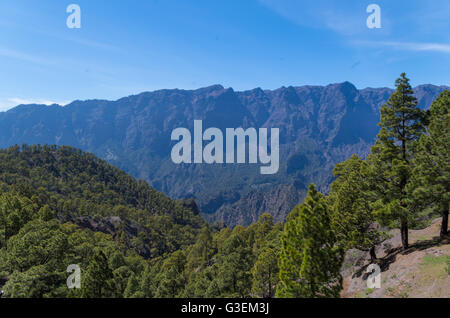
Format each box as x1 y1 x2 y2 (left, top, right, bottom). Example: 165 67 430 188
251 247 279 298
369 73 426 250
155 250 186 298
329 155 385 262
124 273 139 298
139 265 158 298
253 213 276 254
81 251 114 298
215 231 254 298
276 184 344 298
185 226 213 274
38 205 55 221
410 90 449 238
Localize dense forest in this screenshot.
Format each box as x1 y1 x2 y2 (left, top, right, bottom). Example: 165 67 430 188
0 74 448 298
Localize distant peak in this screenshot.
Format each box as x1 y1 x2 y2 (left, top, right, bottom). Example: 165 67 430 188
335 81 358 90
195 84 224 93
6 103 63 113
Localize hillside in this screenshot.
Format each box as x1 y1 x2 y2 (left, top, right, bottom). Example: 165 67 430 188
342 219 450 298
0 137 447 298
0 145 284 298
0 83 447 226
0 145 205 257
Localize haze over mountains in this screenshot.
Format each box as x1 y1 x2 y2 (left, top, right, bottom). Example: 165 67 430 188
0 82 447 226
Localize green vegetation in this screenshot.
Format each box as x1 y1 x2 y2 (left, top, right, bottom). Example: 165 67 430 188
365 288 375 296
419 254 450 281
369 73 427 250
329 155 385 261
277 185 343 298
410 90 450 238
0 144 204 297
0 74 448 298
0 145 284 297
420 254 450 266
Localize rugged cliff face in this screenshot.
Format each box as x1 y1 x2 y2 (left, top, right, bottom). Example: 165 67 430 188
0 83 447 226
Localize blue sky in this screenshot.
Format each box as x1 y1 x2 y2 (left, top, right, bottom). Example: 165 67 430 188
0 0 449 111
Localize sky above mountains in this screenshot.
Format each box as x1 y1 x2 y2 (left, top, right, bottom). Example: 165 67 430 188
0 0 449 111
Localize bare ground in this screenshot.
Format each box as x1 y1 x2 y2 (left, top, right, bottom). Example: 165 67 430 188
341 218 450 298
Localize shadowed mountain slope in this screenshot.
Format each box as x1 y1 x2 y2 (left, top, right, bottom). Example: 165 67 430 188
0 83 447 226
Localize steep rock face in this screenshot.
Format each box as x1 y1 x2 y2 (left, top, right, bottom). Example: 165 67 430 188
0 83 447 226
205 183 306 226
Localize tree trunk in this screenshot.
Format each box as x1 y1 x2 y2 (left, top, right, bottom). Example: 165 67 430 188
400 221 409 250
440 210 449 239
369 246 377 263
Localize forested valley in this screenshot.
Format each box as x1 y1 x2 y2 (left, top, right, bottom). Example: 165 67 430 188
0 74 448 298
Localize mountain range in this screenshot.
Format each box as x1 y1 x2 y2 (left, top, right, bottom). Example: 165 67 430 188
0 82 448 226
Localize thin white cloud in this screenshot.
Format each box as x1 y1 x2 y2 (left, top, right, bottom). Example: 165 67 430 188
0 47 53 65
358 41 450 54
258 0 368 35
0 98 70 112
259 0 449 39
8 98 69 106
64 37 120 51
0 18 120 52
0 46 123 82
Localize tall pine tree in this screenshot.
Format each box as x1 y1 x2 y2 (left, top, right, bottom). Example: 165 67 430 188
276 184 344 298
329 155 385 262
410 90 449 238
251 247 279 298
369 73 426 250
